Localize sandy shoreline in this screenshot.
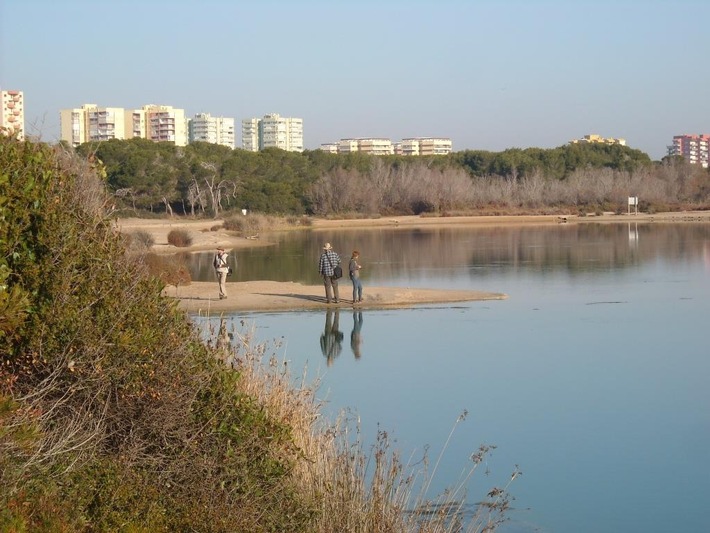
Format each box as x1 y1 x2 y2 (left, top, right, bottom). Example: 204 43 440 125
165 280 506 314
118 211 709 313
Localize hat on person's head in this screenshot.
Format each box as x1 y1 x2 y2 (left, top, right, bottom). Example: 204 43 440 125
217 246 225 251
323 243 332 251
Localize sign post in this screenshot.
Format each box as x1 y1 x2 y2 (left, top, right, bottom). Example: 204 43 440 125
628 196 638 215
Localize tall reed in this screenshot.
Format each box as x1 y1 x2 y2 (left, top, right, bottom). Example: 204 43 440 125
207 319 519 532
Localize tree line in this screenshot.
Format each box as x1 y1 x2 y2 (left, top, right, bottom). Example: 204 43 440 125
74 139 710 217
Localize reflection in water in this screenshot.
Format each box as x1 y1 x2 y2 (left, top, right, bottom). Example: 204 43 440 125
214 318 235 366
350 312 363 359
628 222 639 246
320 310 344 367
186 223 710 284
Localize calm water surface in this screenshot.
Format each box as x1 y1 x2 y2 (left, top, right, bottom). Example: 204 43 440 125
189 223 710 533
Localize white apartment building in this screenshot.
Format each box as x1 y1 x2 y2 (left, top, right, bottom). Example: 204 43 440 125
319 142 338 153
336 139 360 153
335 138 394 155
0 89 25 140
188 113 235 148
141 104 187 146
60 104 188 147
323 137 451 156
60 104 132 147
241 113 303 152
241 118 260 152
394 137 452 156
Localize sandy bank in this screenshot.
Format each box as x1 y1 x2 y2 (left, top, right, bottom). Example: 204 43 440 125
163 280 506 314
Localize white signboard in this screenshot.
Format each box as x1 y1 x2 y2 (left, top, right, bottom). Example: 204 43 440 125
627 196 638 215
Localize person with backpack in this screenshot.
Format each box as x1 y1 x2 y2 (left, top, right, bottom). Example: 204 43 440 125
318 242 341 304
213 246 230 299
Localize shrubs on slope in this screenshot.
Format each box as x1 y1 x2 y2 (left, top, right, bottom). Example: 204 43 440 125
0 136 312 531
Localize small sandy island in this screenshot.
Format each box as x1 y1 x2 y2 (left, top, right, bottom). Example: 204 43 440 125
117 211 709 313
165 281 505 314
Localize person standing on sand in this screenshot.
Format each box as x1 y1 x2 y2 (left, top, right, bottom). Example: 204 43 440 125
349 250 363 304
213 246 229 299
318 242 341 304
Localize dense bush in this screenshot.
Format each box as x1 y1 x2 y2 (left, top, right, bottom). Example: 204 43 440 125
167 228 193 247
0 137 311 531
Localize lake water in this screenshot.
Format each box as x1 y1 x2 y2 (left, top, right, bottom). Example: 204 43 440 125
188 222 710 533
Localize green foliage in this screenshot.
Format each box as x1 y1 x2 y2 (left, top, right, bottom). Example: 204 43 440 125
0 135 313 532
71 139 651 217
0 137 55 360
453 143 652 180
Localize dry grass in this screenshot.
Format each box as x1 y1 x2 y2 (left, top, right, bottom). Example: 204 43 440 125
223 213 316 236
207 320 519 532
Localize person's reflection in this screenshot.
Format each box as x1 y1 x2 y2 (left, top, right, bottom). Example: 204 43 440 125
320 309 343 367
350 311 363 359
215 317 234 366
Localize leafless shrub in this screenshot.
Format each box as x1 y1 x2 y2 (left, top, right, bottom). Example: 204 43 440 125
309 156 710 216
131 230 154 249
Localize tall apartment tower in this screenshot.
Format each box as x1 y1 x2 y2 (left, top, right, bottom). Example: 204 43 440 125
241 118 259 151
141 105 187 146
0 89 25 140
672 134 710 168
241 113 303 152
60 104 132 147
188 113 235 148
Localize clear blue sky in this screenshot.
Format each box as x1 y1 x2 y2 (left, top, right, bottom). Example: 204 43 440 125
2 0 708 159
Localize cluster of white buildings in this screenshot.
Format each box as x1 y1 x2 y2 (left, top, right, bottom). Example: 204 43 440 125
1 89 452 157
59 104 237 149
320 137 452 156
11 88 706 167
2 89 453 157
57 104 307 152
